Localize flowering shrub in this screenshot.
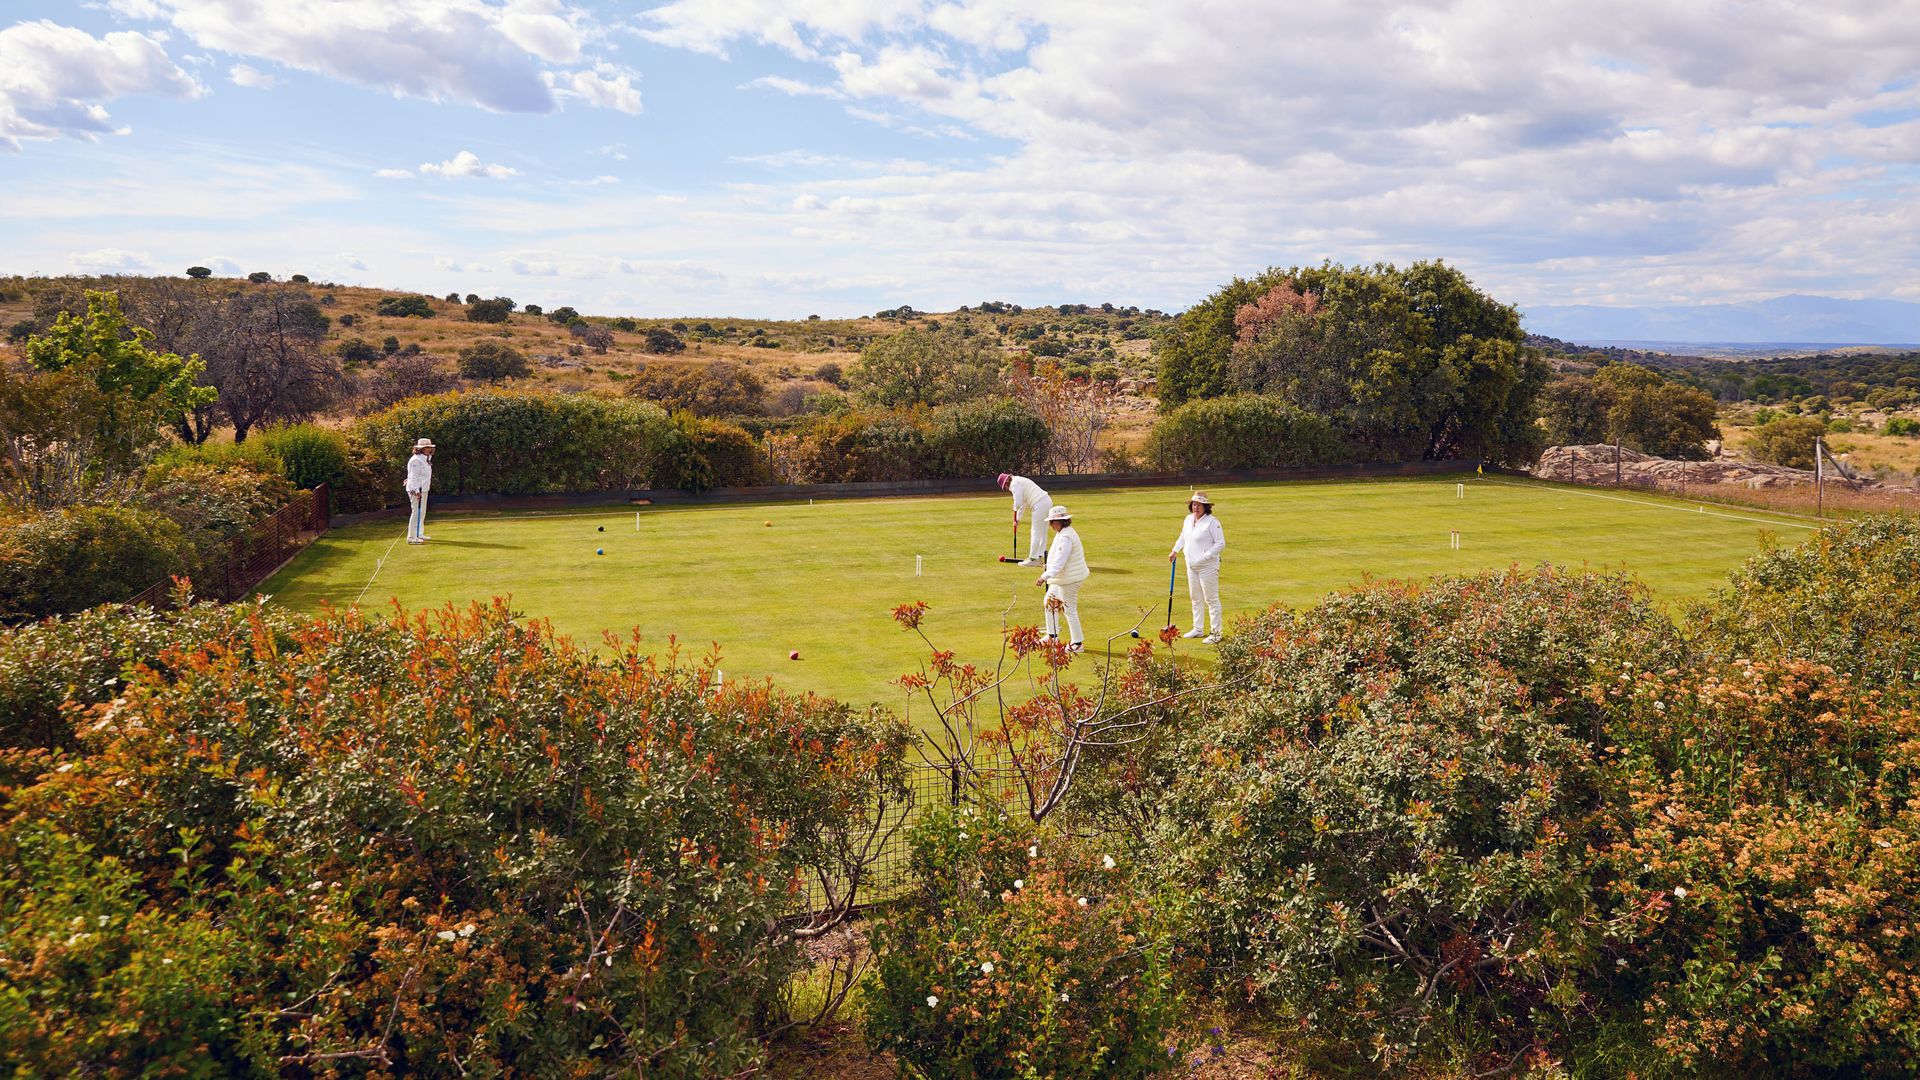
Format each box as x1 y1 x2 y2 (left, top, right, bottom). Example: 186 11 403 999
1593 659 1920 1071
864 802 1183 1079
0 600 909 1076
1154 568 1680 1065
1693 514 1920 701
0 506 190 621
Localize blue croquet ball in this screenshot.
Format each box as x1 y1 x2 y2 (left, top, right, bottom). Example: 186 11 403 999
597 525 605 532
596 548 604 555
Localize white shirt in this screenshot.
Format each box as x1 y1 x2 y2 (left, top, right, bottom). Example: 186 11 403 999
1042 525 1089 585
1171 513 1224 569
1008 475 1050 515
405 452 432 494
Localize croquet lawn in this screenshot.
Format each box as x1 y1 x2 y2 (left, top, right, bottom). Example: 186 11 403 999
262 475 1817 705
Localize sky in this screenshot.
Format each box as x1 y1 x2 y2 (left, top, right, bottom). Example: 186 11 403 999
1 1 1918 319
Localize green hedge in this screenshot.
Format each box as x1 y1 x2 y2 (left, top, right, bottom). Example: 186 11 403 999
255 423 348 490
348 389 678 502
0 506 191 622
925 398 1049 477
1144 394 1351 470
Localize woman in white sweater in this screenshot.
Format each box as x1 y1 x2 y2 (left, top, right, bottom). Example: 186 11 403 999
1034 505 1089 652
1169 491 1225 643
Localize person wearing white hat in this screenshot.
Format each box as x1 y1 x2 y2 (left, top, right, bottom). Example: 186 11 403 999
1034 504 1089 652
998 472 1053 565
404 438 435 544
1169 491 1224 643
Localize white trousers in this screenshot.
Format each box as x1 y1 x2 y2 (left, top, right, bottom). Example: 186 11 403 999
1025 500 1052 558
1044 579 1083 643
408 490 429 540
1187 560 1222 633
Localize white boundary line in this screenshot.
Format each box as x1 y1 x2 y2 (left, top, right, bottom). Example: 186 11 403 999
352 534 406 606
1478 478 1821 531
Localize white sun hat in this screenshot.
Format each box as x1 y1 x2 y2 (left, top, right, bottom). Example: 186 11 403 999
413 438 436 450
1046 505 1072 522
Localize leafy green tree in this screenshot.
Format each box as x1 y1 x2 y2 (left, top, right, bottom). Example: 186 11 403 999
465 297 513 323
522 303 544 318
547 305 580 324
1154 275 1269 407
457 340 531 382
1746 415 1827 469
1539 365 1719 458
851 326 1002 408
25 290 215 425
185 266 212 279
375 294 436 318
643 327 685 355
246 271 272 284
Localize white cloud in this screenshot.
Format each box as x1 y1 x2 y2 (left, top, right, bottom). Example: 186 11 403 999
418 150 519 179
228 62 275 89
337 252 369 270
374 168 416 179
573 174 620 185
69 247 152 271
114 0 634 115
744 75 842 99
549 64 641 114
0 20 202 150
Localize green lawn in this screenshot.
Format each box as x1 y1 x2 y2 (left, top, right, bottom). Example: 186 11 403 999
264 475 1817 705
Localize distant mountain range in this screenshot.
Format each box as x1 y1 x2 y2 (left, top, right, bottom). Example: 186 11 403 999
1521 295 1920 350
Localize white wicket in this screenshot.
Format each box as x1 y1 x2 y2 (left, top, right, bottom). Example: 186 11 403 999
1449 530 1461 550
635 511 640 531
915 554 923 576
1456 483 1464 499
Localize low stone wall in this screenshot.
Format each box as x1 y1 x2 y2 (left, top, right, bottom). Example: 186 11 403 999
1533 444 1908 492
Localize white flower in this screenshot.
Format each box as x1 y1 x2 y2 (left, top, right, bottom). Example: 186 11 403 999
1615 958 1627 968
1059 992 1069 1002
1672 886 1688 899
1013 879 1024 890
1653 701 1665 711
459 924 475 938
1878 840 1893 849
958 832 968 840
980 961 994 975
436 930 457 941
161 957 173 965
1102 855 1116 870
707 924 718 933
55 763 73 773
309 881 324 891
927 995 939 1008
1077 897 1089 907
605 955 613 967
1028 845 1038 858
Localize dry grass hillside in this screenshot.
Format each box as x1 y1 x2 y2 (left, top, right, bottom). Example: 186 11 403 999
0 275 1167 435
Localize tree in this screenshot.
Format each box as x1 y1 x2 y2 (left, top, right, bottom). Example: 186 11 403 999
547 305 580 324
195 290 344 442
382 335 400 355
523 303 544 318
247 271 273 284
457 340 531 382
375 295 435 318
360 353 456 409
1592 364 1718 459
1538 365 1720 459
643 328 685 354
25 290 214 433
185 266 212 279
337 338 381 365
466 297 513 323
623 361 764 416
289 274 310 284
464 293 482 306
570 321 614 354
1163 262 1547 463
850 326 1003 408
1746 415 1827 469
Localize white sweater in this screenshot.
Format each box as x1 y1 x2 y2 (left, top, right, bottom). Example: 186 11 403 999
405 452 433 494
1008 475 1050 515
1042 525 1089 585
1171 513 1224 569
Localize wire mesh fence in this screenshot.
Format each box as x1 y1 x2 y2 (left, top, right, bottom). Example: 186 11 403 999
125 484 332 610
794 749 1032 916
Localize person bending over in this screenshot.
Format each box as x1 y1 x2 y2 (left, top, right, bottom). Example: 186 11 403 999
998 472 1053 566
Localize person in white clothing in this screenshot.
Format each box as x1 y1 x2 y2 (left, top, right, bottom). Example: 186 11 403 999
404 438 435 544
998 472 1053 565
1169 491 1224 643
1035 505 1089 652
